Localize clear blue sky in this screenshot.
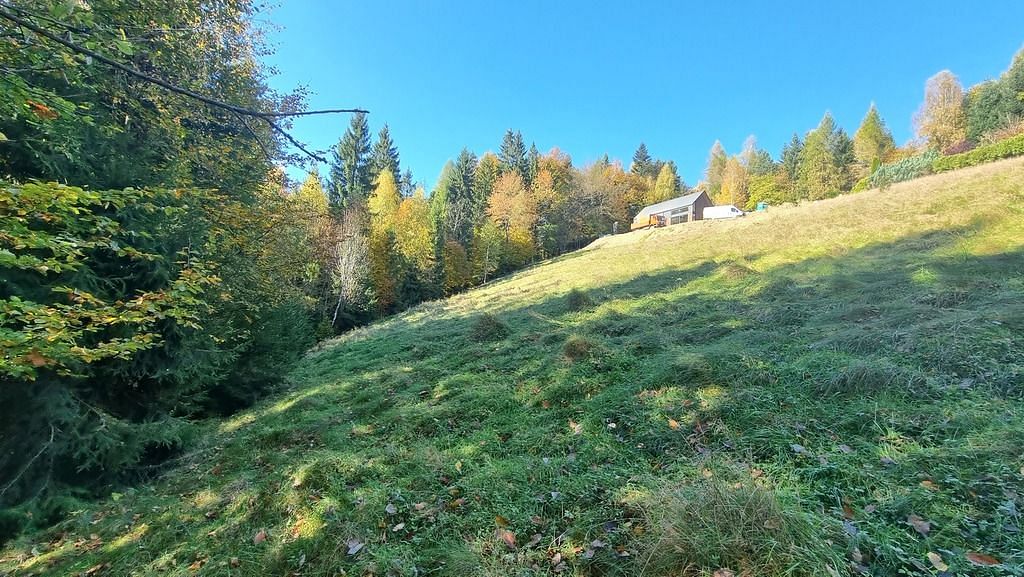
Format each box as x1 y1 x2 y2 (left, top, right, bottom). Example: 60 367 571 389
263 1 1024 187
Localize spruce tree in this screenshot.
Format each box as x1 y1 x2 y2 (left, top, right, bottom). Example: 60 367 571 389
498 129 527 179
526 143 541 188
474 153 502 226
400 169 415 198
444 148 478 246
781 133 803 181
853 104 895 172
370 124 401 187
329 111 372 206
631 143 653 177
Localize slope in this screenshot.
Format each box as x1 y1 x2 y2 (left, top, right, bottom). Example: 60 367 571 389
3 158 1024 576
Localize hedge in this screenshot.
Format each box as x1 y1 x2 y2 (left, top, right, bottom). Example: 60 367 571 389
933 133 1024 172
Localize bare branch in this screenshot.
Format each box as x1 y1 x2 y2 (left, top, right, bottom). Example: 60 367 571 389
0 5 365 163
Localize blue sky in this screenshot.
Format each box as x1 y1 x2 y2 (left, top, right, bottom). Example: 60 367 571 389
263 1 1024 187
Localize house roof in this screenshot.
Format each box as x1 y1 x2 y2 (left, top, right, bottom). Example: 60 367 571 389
634 190 706 219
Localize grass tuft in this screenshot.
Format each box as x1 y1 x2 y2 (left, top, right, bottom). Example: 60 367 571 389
565 287 594 311
639 480 844 576
470 312 510 341
563 334 596 360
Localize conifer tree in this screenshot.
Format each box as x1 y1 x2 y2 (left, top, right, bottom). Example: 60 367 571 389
444 148 478 246
330 111 372 206
473 153 502 225
853 104 896 173
527 143 540 188
781 133 803 181
498 129 527 179
631 143 654 177
797 113 844 200
369 124 401 187
400 169 415 198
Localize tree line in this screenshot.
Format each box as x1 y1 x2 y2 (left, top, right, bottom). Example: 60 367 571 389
1 0 1022 540
700 50 1024 209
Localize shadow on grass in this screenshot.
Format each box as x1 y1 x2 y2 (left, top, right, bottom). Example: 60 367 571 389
7 221 1024 576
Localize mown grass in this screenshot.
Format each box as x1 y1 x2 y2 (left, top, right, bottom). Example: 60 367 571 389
3 158 1024 576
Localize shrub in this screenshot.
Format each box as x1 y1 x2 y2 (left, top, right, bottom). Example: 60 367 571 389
470 313 510 341
978 117 1024 146
565 287 593 311
851 176 871 192
933 133 1024 172
870 150 940 189
639 481 844 576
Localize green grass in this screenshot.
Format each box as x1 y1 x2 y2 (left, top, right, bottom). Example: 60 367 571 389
3 158 1024 576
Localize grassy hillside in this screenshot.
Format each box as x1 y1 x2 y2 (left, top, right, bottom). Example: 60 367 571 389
4 159 1024 576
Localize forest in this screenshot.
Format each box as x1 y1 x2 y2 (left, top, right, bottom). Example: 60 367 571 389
2 0 1024 541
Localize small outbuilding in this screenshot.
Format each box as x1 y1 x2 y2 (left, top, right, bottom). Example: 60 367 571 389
631 190 712 230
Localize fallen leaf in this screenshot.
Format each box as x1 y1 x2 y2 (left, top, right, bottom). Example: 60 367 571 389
253 529 267 544
927 551 948 571
455 460 463 473
385 503 398 515
187 558 205 571
229 557 240 568
550 552 562 566
541 400 552 409
496 528 516 549
906 514 930 535
842 503 855 520
965 552 1000 566
526 533 543 547
763 518 782 530
414 502 427 511
590 539 607 548
701 468 713 478
495 515 510 527
713 570 736 577
346 538 364 556
682 399 694 407
668 418 680 430
84 564 108 576
568 420 583 435
391 522 405 532
750 468 764 478
582 548 595 559
838 444 853 453
919 480 939 491
791 444 806 454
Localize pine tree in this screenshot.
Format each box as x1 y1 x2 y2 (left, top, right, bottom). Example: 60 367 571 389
498 129 527 179
650 162 680 203
781 133 803 181
853 104 896 173
704 141 728 201
329 111 371 206
914 70 967 151
369 124 401 187
631 143 653 177
797 112 844 200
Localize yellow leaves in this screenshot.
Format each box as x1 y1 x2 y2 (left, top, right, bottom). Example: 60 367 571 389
568 419 583 435
927 551 948 571
667 418 680 430
919 480 939 491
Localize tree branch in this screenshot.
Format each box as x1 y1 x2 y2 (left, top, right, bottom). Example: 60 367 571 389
0 5 365 163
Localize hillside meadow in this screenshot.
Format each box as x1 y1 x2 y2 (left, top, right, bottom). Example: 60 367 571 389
3 158 1023 576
